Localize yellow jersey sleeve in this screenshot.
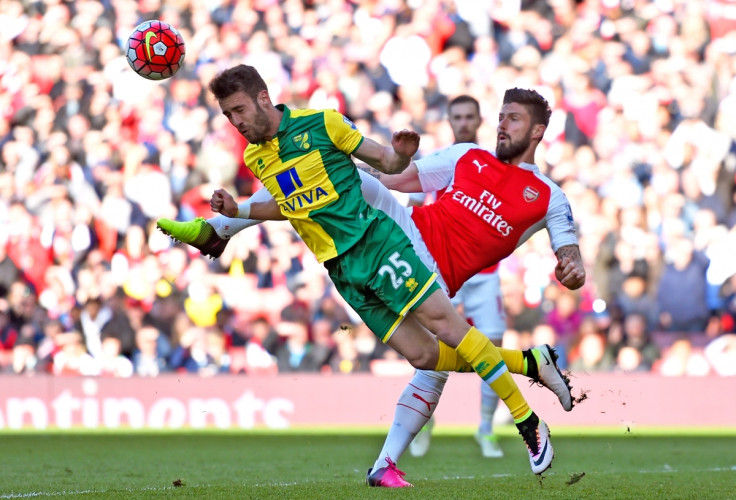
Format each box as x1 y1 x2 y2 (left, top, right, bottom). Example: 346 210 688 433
323 110 364 155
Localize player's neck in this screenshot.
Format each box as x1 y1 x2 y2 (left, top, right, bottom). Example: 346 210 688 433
265 107 283 141
509 145 538 166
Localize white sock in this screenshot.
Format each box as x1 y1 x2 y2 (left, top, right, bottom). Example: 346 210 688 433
372 370 448 471
479 381 499 435
207 214 260 239
207 187 276 239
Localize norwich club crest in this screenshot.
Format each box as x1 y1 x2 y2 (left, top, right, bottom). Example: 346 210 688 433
292 132 311 151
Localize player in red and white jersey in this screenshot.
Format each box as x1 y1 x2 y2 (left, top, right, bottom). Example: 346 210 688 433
408 141 578 294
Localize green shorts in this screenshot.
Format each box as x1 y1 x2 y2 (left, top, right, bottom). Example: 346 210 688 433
324 211 440 343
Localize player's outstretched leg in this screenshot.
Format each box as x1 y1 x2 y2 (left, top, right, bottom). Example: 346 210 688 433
157 217 229 258
516 412 553 475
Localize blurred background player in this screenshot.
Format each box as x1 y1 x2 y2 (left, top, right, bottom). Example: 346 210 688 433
408 95 505 459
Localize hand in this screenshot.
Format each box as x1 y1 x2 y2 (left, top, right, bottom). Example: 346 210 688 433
391 129 420 158
555 256 585 290
210 188 238 218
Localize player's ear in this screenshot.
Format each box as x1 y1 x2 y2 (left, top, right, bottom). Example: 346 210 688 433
531 124 546 141
257 89 271 107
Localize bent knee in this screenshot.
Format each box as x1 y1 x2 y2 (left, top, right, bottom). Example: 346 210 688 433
405 351 436 370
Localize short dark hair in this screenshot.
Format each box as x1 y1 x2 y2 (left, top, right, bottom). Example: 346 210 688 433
447 94 480 115
208 64 268 102
502 88 551 128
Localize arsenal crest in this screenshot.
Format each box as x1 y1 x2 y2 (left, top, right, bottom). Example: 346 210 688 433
523 186 539 202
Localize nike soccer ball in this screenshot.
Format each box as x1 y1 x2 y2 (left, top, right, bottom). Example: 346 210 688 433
125 20 186 80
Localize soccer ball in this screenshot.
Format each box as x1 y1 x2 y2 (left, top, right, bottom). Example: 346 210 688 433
125 20 186 80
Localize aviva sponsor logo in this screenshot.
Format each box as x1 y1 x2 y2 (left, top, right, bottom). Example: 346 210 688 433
276 167 303 198
275 166 332 213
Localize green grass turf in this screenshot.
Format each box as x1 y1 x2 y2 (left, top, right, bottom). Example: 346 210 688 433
1 427 734 499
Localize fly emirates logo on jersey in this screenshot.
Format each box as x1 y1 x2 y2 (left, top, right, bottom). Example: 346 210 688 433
451 189 513 236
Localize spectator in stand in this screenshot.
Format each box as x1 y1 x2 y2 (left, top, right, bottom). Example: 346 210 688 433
78 296 112 359
132 325 169 377
613 273 658 332
240 315 278 375
568 329 615 373
52 330 98 376
614 346 649 373
616 313 661 371
657 234 711 333
11 335 37 374
98 335 134 377
273 307 331 373
657 336 711 376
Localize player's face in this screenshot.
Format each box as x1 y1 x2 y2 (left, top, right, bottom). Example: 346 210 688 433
448 101 481 144
219 91 272 144
496 102 533 162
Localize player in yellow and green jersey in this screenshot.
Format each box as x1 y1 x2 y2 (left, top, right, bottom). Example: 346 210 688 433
163 64 555 485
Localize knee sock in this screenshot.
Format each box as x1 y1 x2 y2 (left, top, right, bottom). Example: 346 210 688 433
437 343 536 381
456 327 532 423
372 370 448 471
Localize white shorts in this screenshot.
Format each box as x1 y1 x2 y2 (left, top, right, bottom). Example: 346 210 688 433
358 171 448 291
450 272 506 341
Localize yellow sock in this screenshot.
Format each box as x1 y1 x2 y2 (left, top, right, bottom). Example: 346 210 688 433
456 327 532 421
498 348 525 375
435 341 473 372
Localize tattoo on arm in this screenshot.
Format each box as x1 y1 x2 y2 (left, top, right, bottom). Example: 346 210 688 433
556 244 582 264
357 164 383 181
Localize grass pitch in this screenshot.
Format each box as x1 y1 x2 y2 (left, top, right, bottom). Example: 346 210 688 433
1 427 734 499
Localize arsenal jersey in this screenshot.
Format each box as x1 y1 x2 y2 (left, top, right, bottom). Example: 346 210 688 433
411 143 578 296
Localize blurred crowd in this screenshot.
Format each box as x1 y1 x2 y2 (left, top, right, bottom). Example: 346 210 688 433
1 0 736 378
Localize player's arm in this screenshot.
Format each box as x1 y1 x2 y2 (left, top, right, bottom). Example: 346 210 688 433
354 142 469 193
554 244 586 290
546 189 585 290
356 163 423 193
210 188 285 221
352 130 420 175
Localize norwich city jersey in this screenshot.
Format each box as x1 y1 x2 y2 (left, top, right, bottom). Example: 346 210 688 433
243 105 374 262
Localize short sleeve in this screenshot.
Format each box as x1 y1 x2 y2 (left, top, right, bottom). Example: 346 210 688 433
323 109 364 154
415 143 475 193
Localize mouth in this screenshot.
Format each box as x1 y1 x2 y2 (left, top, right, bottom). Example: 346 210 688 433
498 135 509 142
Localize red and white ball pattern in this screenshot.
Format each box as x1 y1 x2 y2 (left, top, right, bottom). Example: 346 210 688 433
125 20 186 81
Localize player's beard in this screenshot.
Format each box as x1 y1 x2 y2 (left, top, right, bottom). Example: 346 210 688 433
244 104 272 144
496 129 532 162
